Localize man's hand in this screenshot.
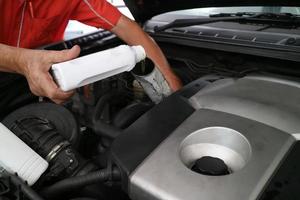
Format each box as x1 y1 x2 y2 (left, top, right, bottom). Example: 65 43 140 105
17 46 81 104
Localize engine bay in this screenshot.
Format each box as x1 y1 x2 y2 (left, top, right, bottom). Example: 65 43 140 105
0 29 300 200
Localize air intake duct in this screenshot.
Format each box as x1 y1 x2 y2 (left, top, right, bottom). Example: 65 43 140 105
2 103 96 183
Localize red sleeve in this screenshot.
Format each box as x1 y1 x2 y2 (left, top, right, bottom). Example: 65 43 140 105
70 0 122 30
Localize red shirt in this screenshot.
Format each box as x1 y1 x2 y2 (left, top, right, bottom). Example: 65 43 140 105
0 0 122 48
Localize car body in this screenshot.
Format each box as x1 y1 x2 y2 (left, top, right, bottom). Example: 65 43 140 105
1 1 300 200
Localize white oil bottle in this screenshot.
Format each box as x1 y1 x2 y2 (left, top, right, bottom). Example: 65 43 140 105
52 45 146 91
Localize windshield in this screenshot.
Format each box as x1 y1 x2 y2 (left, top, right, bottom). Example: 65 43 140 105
168 6 300 17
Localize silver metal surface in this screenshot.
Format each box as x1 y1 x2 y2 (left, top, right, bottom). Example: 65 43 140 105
130 110 295 200
189 75 300 133
179 127 252 173
45 141 69 162
129 75 300 200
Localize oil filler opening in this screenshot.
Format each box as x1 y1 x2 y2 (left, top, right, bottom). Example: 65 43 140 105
179 127 252 176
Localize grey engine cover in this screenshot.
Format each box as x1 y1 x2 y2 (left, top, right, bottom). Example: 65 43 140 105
129 75 300 200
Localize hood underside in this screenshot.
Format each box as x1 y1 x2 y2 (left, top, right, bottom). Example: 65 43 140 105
124 0 300 22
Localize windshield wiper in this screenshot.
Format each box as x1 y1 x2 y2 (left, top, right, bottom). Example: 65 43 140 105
154 12 300 32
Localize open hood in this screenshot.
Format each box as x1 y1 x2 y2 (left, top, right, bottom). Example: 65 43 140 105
124 0 300 22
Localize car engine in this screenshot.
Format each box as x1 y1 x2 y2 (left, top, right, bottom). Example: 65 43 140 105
0 30 300 200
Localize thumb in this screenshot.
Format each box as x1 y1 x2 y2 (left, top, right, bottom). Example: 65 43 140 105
50 45 81 63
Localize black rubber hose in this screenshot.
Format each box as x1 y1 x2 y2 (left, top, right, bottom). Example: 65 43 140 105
40 168 120 199
112 102 153 129
93 120 121 139
92 91 120 122
91 91 125 139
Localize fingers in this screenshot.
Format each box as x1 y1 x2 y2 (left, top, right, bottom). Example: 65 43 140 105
49 45 81 64
29 72 74 104
42 73 74 103
51 91 74 104
43 46 79 102
21 47 78 104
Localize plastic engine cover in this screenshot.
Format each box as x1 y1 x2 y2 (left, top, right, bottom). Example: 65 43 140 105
111 75 300 200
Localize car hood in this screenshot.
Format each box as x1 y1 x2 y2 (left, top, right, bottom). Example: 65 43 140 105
124 0 300 22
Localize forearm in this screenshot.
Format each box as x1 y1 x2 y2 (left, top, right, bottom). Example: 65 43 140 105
111 15 174 77
0 43 24 73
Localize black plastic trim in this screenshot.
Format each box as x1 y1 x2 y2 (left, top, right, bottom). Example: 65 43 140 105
150 33 300 62
39 30 121 57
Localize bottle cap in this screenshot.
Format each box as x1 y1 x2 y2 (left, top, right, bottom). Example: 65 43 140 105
132 45 146 63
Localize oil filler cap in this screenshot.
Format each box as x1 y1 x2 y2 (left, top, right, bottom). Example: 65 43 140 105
191 156 230 176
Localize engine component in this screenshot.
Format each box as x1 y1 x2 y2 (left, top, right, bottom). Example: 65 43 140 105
110 75 300 200
2 103 96 183
41 167 121 199
132 59 172 104
10 117 95 180
0 123 48 186
91 91 128 139
191 156 231 176
112 102 153 129
2 103 79 144
91 91 152 139
51 45 146 91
